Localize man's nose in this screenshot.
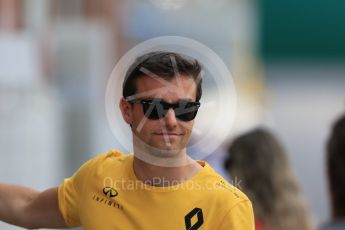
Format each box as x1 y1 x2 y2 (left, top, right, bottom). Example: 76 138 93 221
164 108 177 128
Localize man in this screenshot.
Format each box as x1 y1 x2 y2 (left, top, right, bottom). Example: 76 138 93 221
0 51 254 229
320 112 345 230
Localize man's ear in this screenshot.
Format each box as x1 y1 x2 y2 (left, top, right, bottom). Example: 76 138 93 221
119 97 133 125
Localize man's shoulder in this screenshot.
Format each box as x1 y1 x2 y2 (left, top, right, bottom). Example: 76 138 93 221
88 149 126 161
197 162 251 206
93 149 127 162
79 149 130 173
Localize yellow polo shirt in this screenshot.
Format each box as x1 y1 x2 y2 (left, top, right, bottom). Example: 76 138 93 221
58 150 254 229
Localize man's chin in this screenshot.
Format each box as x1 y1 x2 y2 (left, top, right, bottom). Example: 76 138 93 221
134 135 187 157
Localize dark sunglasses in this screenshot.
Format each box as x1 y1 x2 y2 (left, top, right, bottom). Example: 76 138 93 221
127 98 201 121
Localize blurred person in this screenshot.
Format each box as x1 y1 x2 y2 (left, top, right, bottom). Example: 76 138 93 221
320 112 345 230
224 128 314 230
0 51 254 229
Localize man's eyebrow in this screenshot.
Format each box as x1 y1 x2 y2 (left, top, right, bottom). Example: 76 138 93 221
167 98 196 104
178 98 194 102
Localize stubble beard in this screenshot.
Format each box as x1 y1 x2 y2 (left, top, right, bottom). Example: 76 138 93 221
132 134 191 167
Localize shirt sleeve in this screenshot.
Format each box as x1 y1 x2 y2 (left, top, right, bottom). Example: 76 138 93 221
58 157 97 227
218 200 255 230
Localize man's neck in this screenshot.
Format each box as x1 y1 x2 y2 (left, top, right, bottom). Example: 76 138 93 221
132 155 203 187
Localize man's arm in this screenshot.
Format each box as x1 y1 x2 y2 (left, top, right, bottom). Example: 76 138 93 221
0 184 67 229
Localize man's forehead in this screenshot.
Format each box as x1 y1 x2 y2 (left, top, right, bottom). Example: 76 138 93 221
135 75 197 100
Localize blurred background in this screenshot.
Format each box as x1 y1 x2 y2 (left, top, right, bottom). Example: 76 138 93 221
0 0 344 229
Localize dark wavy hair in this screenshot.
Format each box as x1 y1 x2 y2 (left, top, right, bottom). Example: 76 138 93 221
327 112 345 218
122 51 203 101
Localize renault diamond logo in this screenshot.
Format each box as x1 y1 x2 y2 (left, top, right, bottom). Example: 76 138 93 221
185 208 204 230
103 187 118 198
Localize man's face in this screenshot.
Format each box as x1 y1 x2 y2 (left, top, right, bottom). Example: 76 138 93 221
121 75 197 152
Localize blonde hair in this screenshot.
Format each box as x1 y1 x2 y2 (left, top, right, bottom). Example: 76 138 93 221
224 128 314 230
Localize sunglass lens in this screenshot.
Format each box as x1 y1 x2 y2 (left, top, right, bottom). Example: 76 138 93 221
177 111 198 121
142 101 164 120
175 102 200 121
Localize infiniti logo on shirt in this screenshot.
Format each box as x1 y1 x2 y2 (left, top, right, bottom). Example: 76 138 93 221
103 187 118 198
